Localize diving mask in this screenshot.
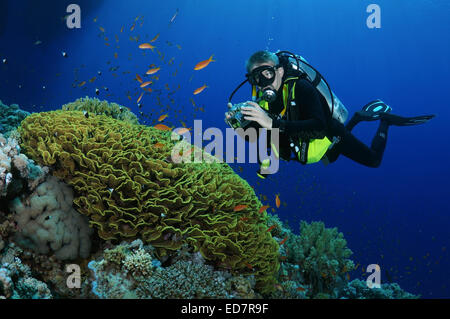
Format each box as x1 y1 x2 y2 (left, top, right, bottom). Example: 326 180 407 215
247 65 279 87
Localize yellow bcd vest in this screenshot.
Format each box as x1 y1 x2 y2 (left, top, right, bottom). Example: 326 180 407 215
257 77 332 164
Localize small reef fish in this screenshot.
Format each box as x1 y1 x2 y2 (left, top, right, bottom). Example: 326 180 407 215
136 74 143 83
139 43 155 50
275 194 281 208
78 81 86 87
146 67 160 75
34 40 42 45
137 129 145 137
259 205 270 214
279 236 288 245
193 84 207 95
158 114 168 122
176 127 191 135
244 262 253 270
170 8 179 23
140 81 152 88
137 92 144 104
266 225 276 232
150 33 160 42
194 55 215 70
62 51 68 58
296 287 306 292
233 204 248 212
239 217 249 222
154 142 164 148
95 88 100 95
154 124 172 131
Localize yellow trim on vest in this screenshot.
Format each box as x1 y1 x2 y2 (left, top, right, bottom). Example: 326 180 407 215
297 137 333 164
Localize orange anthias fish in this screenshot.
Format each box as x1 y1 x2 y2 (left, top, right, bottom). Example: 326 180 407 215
139 43 155 50
259 205 270 214
296 287 306 292
279 236 288 245
233 204 248 212
150 33 160 42
136 74 143 83
154 124 172 131
140 81 152 88
194 55 215 70
137 92 144 104
244 262 253 270
158 114 168 122
193 84 207 95
267 225 276 232
275 194 281 208
146 67 160 75
154 142 165 149
137 129 145 137
176 127 191 135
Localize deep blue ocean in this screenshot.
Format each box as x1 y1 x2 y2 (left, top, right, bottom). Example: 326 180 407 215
0 0 449 298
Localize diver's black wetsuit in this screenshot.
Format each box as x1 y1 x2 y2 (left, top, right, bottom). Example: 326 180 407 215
270 78 388 167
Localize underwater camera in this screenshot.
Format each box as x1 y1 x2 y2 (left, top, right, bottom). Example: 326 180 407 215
225 102 255 129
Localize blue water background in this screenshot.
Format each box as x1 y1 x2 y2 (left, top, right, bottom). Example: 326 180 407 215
0 0 449 298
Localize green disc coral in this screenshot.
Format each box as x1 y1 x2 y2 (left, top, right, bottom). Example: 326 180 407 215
62 97 139 125
18 110 279 293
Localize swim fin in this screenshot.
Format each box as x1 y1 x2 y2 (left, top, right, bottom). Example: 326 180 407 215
355 100 393 122
346 100 392 131
378 113 435 126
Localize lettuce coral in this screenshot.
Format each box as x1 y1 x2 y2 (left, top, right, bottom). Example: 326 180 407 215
18 109 279 293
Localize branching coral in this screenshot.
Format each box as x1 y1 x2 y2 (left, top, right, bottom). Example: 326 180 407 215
0 134 48 198
88 240 259 299
18 109 279 293
339 279 419 299
0 100 30 137
0 255 52 299
9 176 93 260
282 221 354 297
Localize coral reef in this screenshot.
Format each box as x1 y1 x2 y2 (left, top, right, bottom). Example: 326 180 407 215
0 252 52 299
285 221 354 297
339 279 419 299
18 109 279 293
9 175 93 260
0 100 30 137
62 97 139 125
0 133 48 198
88 240 259 299
1 242 92 298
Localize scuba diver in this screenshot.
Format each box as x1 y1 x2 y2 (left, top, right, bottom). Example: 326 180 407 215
225 50 434 177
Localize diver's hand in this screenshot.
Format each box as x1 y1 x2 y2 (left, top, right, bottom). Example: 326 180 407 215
225 102 233 120
241 101 273 129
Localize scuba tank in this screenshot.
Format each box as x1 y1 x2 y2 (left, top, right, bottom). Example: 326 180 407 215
277 51 349 124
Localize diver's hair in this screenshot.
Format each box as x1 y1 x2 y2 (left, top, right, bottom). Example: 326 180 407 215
245 50 279 73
